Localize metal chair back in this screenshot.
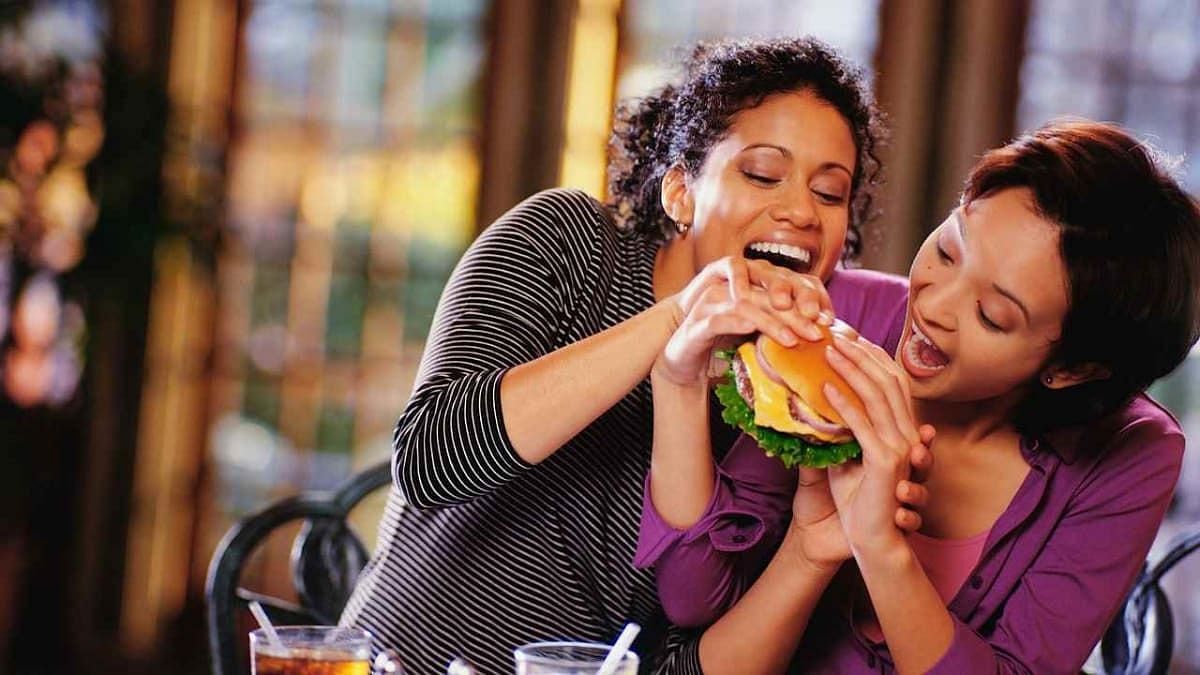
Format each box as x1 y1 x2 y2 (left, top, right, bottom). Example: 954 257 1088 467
205 461 391 675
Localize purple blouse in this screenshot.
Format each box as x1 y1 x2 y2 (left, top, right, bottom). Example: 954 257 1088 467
637 269 1185 674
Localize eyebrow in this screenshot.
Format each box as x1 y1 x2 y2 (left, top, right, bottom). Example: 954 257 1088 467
955 208 1032 324
741 144 853 178
743 143 790 157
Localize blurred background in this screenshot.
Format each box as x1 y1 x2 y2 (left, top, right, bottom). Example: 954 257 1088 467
0 0 1197 672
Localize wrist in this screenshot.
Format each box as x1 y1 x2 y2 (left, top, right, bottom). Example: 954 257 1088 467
851 532 913 572
651 359 710 390
658 294 686 334
780 526 843 578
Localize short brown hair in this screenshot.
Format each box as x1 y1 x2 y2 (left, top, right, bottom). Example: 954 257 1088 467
963 119 1200 436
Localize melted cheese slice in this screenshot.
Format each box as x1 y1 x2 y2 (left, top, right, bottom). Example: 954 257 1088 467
737 343 853 443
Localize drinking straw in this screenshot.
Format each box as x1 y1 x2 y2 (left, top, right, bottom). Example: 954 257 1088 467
596 622 641 675
248 600 285 652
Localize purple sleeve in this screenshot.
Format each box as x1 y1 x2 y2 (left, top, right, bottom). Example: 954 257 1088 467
927 422 1184 674
636 435 796 627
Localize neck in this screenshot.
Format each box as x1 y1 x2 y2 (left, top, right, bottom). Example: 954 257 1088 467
913 390 1024 447
652 236 695 301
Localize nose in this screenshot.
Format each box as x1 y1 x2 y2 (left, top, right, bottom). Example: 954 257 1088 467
769 186 819 230
913 276 962 333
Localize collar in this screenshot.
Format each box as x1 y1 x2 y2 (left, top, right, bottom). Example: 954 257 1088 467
1022 394 1157 466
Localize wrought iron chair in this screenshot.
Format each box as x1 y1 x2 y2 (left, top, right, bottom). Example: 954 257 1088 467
1100 525 1200 675
205 461 392 675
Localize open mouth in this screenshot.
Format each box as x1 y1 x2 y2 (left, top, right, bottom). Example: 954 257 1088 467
903 321 950 376
744 241 815 274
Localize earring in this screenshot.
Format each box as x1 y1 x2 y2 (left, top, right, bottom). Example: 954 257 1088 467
1043 374 1054 386
674 220 690 235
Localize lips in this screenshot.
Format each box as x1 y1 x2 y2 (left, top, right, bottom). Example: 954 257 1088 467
903 321 950 376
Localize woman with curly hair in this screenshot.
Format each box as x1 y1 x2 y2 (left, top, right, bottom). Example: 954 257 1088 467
339 37 928 674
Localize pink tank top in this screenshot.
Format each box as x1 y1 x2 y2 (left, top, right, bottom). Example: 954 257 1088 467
857 529 991 643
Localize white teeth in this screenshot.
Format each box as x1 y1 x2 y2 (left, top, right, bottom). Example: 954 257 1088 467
911 322 929 344
747 242 812 264
907 322 947 371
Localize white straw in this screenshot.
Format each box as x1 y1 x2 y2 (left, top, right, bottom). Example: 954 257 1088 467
596 622 640 675
248 600 285 652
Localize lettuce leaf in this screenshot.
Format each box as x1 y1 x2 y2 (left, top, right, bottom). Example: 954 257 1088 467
713 363 861 469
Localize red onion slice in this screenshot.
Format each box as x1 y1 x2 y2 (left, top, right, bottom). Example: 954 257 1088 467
788 396 849 437
755 336 789 388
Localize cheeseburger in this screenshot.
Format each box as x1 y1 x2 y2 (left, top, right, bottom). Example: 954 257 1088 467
715 319 866 468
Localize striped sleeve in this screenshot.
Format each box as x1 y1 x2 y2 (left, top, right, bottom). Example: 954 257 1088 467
393 189 607 508
650 624 706 675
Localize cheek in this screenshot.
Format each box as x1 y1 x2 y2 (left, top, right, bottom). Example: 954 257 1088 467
814 211 851 278
908 251 949 291
954 338 1046 396
694 183 748 229
908 245 937 276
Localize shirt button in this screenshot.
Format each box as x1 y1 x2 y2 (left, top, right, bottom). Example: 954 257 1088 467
731 534 747 544
970 575 984 589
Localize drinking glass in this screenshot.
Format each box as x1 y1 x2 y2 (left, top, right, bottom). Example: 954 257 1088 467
250 626 401 675
513 641 638 675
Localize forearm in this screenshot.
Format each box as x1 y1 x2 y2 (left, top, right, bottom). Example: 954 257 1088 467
501 298 680 464
649 369 716 528
699 532 837 675
856 540 955 675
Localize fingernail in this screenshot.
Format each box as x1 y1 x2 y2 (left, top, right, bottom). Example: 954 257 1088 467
823 382 842 399
781 329 799 345
801 301 819 317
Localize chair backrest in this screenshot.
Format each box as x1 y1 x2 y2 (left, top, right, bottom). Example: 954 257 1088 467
1100 526 1200 675
205 461 392 675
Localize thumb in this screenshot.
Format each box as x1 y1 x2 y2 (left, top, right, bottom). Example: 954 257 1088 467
792 467 836 524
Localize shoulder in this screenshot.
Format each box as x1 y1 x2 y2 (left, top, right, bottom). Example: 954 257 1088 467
1054 395 1185 505
1117 395 1184 438
1104 395 1185 464
1071 395 1184 462
828 267 909 303
487 188 615 245
827 268 910 347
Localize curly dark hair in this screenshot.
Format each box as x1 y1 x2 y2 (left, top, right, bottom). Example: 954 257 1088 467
607 37 887 262
964 120 1200 438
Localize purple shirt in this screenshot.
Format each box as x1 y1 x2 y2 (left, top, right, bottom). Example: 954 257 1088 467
637 269 1185 674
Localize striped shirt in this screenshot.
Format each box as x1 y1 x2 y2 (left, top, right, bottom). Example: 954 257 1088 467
340 189 680 674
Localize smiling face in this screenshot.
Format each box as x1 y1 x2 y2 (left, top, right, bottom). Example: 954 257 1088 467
662 89 858 281
899 187 1071 406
